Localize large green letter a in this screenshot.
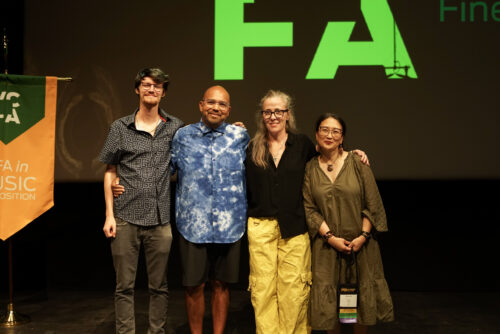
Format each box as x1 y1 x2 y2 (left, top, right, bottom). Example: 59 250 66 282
306 0 417 79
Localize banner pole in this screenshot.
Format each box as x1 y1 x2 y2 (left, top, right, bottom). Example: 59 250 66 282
8 240 13 305
0 238 30 327
0 27 31 328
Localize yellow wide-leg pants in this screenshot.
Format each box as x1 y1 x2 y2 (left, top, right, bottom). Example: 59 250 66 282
247 217 312 334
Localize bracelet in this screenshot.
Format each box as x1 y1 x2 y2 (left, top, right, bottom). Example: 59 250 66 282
360 231 371 240
322 231 334 241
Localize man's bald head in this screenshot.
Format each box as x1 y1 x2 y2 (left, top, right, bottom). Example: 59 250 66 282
199 85 231 129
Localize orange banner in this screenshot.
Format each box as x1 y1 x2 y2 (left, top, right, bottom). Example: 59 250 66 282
0 76 57 240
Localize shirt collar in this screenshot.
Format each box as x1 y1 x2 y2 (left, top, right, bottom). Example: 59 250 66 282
125 108 169 128
285 131 296 146
197 120 228 135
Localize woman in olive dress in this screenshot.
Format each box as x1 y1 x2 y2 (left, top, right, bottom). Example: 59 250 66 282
303 113 394 334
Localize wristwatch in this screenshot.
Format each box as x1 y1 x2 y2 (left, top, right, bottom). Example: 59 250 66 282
322 231 334 241
360 231 371 240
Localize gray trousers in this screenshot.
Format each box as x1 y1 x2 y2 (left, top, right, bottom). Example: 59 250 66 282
111 218 173 334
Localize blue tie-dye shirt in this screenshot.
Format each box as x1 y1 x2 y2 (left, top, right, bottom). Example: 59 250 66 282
171 121 250 243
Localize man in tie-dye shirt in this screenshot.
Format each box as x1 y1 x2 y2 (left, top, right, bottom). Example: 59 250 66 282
171 85 249 334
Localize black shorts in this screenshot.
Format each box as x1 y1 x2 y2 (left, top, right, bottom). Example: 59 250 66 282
178 234 241 286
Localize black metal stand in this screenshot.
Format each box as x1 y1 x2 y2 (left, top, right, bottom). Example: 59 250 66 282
0 27 31 328
0 239 30 327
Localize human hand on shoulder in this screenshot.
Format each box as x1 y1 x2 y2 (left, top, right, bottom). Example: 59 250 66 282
352 149 370 166
233 121 246 129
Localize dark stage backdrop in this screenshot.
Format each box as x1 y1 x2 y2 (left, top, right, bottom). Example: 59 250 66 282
1 0 499 294
22 0 500 181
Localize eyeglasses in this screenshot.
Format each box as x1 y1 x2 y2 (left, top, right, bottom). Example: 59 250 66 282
318 126 343 138
203 99 230 111
262 109 288 119
140 82 163 92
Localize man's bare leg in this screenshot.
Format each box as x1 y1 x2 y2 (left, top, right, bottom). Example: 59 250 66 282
211 280 229 334
185 283 205 334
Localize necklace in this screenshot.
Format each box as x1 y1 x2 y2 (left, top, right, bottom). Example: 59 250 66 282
322 154 340 172
270 135 287 163
272 142 286 162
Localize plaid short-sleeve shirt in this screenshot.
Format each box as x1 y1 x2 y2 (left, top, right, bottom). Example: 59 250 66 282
99 109 184 226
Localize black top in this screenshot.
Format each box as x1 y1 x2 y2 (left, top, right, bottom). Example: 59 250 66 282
245 132 317 238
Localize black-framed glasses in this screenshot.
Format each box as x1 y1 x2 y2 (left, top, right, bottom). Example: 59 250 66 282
261 109 288 119
203 99 230 111
140 83 163 92
318 126 342 138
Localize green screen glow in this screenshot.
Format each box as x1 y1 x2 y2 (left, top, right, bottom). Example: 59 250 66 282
214 0 293 80
214 0 417 80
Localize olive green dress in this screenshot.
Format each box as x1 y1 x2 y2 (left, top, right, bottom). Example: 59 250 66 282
303 153 394 329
